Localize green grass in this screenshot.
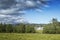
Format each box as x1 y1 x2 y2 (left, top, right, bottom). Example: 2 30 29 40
0 33 60 40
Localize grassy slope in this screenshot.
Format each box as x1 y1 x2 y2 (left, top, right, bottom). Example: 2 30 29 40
0 33 60 40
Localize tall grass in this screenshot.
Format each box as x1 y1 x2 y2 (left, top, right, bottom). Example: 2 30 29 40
0 33 60 40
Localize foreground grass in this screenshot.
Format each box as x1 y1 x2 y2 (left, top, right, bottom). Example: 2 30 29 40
0 33 60 40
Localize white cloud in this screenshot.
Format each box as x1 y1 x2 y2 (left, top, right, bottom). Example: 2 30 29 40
0 0 50 24
18 11 26 13
0 8 18 14
35 9 43 12
44 5 49 7
0 14 11 18
25 1 36 7
0 14 24 24
37 1 41 4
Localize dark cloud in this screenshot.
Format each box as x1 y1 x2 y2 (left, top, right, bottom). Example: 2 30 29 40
0 0 49 10
0 0 17 9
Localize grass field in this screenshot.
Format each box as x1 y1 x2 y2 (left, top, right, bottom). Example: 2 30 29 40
0 33 60 40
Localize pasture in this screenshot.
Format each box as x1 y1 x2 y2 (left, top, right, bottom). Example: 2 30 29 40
0 33 60 40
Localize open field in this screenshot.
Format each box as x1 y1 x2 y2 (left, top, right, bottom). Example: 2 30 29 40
0 33 60 40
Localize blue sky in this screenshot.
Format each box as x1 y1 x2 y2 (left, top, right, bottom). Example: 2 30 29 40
25 0 60 24
0 0 60 24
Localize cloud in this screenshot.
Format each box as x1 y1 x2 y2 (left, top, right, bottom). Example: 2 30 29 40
0 14 24 24
0 0 50 24
0 0 17 9
0 0 49 10
0 8 17 14
35 9 43 12
25 1 36 7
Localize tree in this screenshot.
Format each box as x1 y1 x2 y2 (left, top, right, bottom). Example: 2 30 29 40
0 23 3 32
43 18 60 34
0 23 36 33
6 24 13 33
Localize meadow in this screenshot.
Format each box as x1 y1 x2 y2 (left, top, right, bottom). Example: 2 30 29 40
0 33 60 40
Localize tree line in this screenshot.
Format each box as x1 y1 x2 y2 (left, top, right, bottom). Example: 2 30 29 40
1 18 60 34
43 18 60 34
0 23 36 33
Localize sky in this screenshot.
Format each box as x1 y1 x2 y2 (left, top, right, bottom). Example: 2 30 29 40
25 0 60 24
0 0 60 24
